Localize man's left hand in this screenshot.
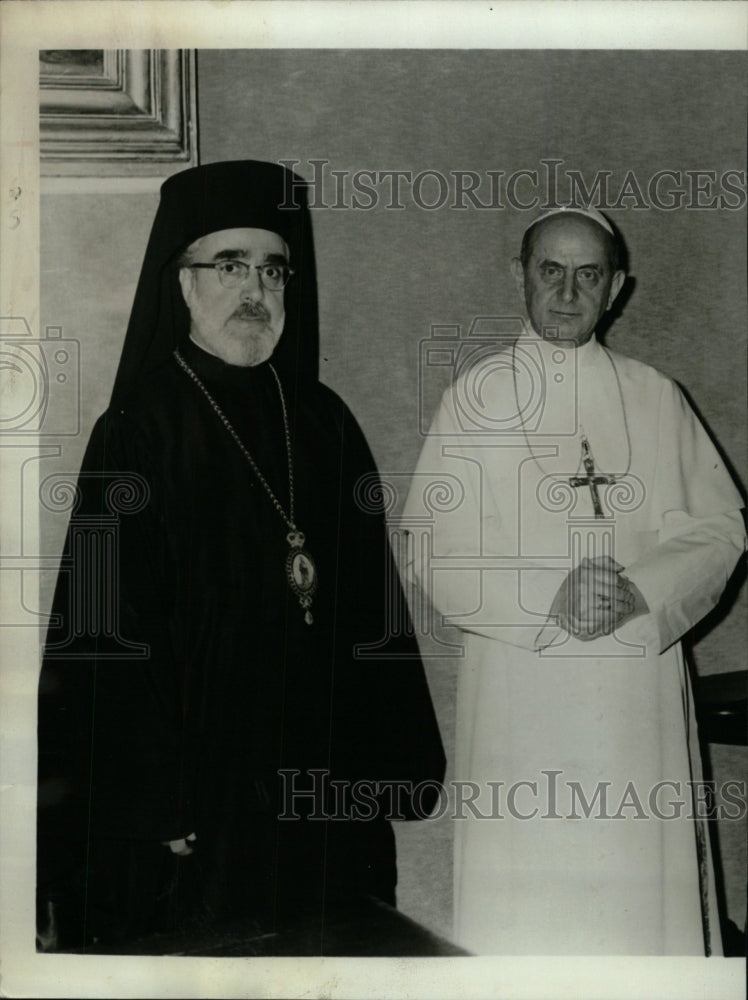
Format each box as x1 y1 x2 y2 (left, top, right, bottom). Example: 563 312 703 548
550 555 648 641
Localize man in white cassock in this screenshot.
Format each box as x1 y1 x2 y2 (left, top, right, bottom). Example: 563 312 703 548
403 206 745 955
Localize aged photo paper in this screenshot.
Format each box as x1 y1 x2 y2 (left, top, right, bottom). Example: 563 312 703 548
1 2 746 998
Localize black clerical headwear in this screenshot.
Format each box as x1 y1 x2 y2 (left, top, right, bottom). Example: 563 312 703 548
110 160 319 407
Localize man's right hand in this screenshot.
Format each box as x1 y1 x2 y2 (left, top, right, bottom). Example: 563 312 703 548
549 555 637 641
161 832 197 856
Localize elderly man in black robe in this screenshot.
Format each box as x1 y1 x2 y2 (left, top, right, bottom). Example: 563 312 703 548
37 161 445 952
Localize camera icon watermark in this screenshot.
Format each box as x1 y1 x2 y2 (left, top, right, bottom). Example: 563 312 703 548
418 315 580 438
351 470 465 660
0 317 80 436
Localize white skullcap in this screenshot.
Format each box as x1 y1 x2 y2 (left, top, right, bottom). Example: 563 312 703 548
523 204 614 236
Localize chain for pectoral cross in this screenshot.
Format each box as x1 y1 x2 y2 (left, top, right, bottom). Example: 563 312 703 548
509 340 632 516
173 349 318 624
569 436 617 519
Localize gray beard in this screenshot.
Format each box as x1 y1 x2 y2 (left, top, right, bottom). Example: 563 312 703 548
233 331 275 367
188 322 280 368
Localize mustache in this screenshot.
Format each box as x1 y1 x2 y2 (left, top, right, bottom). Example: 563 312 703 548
232 302 271 323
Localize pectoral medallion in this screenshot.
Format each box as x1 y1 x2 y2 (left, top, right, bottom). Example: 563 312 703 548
286 530 317 624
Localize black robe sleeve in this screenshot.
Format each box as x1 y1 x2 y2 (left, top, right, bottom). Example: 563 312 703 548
315 387 446 819
38 409 195 852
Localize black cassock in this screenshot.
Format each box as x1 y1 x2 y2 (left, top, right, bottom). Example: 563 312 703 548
37 337 445 949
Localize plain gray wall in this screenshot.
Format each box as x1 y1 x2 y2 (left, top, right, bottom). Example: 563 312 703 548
41 48 746 943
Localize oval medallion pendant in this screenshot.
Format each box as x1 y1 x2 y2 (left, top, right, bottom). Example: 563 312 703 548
286 530 317 624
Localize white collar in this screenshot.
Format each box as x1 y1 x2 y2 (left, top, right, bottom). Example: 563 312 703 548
520 319 603 369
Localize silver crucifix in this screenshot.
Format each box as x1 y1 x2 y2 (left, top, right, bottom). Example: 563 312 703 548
568 436 616 519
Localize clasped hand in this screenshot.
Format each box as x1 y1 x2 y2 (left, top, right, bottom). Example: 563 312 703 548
550 555 643 641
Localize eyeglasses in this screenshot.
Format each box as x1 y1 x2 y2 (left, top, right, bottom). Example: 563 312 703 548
189 260 295 291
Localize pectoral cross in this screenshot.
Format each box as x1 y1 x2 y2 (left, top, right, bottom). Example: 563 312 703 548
569 436 616 519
